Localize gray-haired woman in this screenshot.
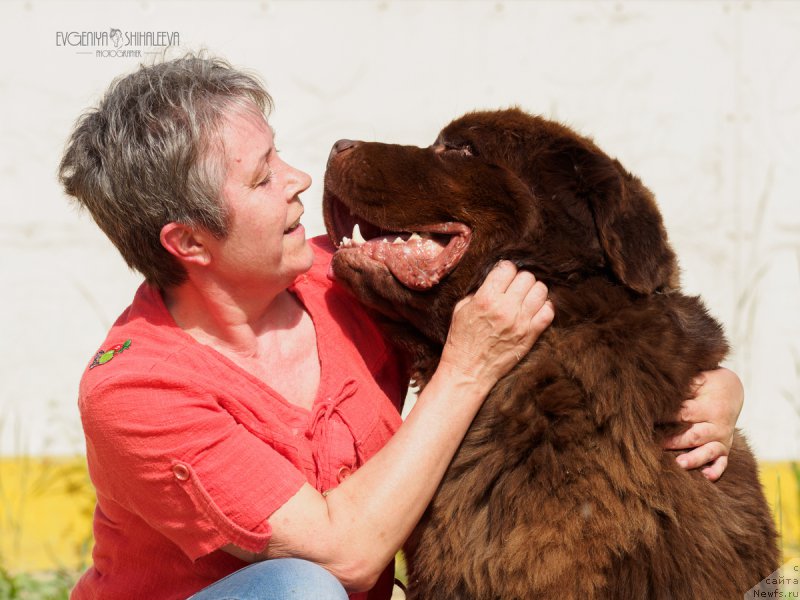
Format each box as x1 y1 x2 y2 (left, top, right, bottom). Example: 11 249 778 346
59 55 744 600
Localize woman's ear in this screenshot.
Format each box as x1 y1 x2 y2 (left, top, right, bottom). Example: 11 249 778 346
159 223 211 267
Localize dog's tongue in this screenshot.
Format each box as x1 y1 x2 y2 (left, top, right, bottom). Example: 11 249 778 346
361 235 451 290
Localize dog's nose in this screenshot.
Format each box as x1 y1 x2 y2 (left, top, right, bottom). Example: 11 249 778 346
329 139 359 161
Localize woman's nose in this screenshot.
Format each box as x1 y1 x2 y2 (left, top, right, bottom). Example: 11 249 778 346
285 163 312 195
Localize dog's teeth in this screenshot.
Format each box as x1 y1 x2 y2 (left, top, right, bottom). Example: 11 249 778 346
409 232 422 241
352 224 366 245
393 237 404 245
341 236 351 247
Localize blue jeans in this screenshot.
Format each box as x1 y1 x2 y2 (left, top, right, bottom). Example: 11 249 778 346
189 558 349 600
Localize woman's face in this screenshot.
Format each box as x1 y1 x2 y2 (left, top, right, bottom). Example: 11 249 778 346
206 106 313 292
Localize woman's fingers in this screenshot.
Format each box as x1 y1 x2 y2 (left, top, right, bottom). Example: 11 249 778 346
473 261 518 300
504 268 537 300
521 281 549 316
531 299 555 335
662 421 721 450
700 455 728 482
675 440 728 473
500 265 550 324
509 273 551 351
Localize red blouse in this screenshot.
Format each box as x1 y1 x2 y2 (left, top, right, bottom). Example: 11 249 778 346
71 236 408 600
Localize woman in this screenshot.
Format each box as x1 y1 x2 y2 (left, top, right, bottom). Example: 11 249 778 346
59 55 744 600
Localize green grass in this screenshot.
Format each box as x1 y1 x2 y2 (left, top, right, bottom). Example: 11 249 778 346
0 566 78 600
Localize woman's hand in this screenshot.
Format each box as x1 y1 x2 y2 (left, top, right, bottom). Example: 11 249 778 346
439 261 554 391
662 367 744 481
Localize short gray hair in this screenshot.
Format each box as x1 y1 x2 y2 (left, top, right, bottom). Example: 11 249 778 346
59 53 273 289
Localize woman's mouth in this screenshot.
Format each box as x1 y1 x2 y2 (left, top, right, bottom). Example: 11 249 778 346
284 215 303 234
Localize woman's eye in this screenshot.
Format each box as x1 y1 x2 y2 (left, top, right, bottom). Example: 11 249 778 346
257 167 273 187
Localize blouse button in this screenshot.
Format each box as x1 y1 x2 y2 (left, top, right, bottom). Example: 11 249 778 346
172 464 190 481
336 466 352 483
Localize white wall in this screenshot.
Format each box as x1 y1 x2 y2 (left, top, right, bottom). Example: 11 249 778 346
0 0 797 460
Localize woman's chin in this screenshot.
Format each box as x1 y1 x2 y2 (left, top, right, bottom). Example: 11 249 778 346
292 234 315 271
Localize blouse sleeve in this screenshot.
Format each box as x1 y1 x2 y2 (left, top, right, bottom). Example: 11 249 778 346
80 368 307 561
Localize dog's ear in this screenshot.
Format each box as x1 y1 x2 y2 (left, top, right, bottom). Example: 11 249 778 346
573 148 679 294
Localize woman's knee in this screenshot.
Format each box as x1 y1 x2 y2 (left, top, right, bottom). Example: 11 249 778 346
190 557 348 600
273 558 348 600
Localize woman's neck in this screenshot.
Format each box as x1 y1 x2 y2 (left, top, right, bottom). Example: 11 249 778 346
162 277 304 358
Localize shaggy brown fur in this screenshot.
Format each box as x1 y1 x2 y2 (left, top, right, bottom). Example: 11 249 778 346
322 109 779 599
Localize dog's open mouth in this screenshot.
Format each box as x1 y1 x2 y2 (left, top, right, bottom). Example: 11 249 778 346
326 194 472 290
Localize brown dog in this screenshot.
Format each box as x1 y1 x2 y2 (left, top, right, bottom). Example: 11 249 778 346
322 109 779 599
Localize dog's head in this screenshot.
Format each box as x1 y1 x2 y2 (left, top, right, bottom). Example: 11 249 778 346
323 108 679 348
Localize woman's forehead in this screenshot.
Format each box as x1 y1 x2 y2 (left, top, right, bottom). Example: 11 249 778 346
218 109 274 167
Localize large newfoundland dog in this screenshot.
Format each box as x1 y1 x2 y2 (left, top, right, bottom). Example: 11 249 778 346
322 109 779 599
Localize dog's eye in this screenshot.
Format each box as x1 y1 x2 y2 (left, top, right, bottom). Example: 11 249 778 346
444 144 475 157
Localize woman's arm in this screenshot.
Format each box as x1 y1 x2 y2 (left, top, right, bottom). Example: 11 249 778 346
662 367 745 481
224 262 554 592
